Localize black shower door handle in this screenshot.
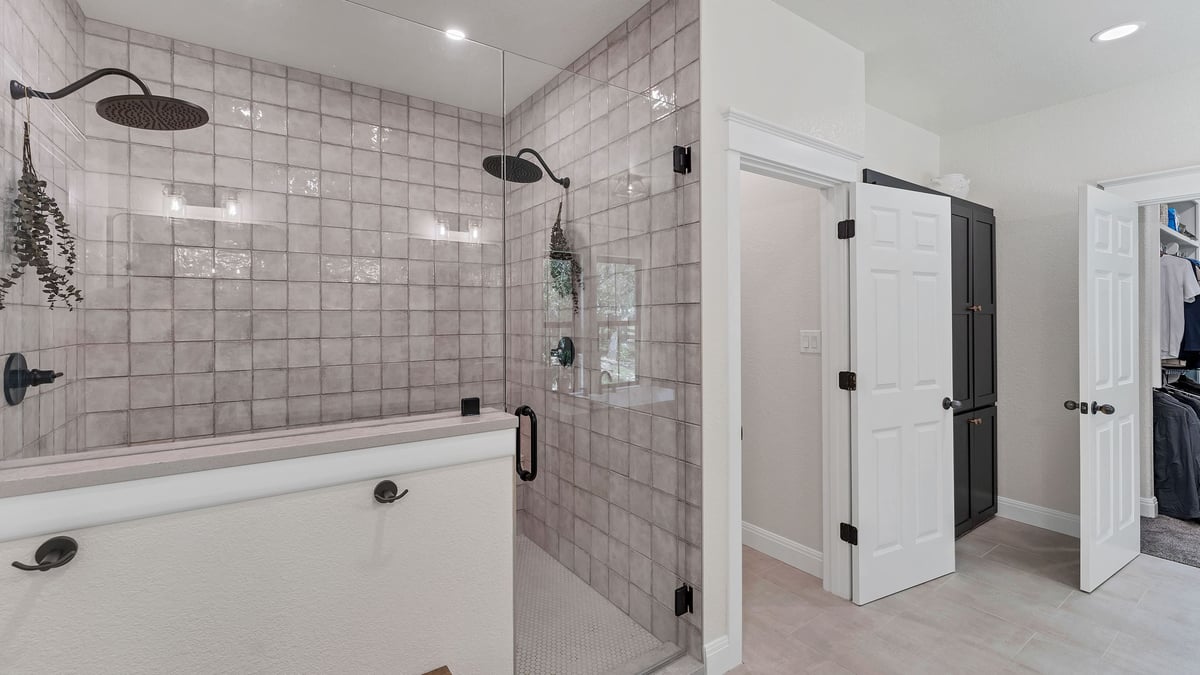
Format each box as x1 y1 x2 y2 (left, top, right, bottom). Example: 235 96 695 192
515 405 538 482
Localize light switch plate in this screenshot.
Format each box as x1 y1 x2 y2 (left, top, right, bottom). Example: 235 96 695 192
799 330 821 354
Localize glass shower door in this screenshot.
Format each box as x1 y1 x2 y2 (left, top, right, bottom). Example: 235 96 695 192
505 45 700 672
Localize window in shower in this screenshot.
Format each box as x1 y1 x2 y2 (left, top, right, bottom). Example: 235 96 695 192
595 257 639 387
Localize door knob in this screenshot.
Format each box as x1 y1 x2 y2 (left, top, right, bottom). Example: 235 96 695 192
1093 403 1116 415
942 397 963 410
1064 400 1079 411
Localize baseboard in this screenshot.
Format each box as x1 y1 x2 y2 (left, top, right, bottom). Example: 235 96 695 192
742 522 823 578
704 635 737 674
996 497 1080 538
1140 496 1158 518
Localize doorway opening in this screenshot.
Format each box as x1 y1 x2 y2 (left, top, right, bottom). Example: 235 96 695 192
739 172 827 580
1142 198 1200 570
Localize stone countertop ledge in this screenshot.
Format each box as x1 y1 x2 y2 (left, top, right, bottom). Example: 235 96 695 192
0 409 517 499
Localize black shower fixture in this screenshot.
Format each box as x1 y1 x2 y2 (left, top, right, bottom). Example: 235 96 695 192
10 68 209 131
483 148 570 189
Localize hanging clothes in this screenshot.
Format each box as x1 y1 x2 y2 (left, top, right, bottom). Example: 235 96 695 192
1162 255 1200 358
1153 390 1200 519
1180 261 1200 368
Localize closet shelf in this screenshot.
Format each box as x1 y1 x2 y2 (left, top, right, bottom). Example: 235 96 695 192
1160 225 1198 249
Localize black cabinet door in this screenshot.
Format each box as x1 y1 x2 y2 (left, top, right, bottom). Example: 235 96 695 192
951 207 974 408
968 406 998 523
971 212 998 406
954 414 973 537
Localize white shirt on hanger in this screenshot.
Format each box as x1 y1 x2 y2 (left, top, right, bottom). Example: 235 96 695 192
1162 254 1200 358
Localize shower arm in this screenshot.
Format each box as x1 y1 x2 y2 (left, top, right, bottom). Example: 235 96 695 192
10 68 152 101
518 148 571 190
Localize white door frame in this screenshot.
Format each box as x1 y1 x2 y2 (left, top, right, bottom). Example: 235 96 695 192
723 109 862 667
1099 166 1200 522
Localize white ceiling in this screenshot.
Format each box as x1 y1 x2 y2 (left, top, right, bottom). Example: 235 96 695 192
775 0 1200 133
77 0 644 115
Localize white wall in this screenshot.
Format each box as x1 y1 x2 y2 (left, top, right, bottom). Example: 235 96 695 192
941 63 1200 516
0 457 514 674
739 172 823 553
700 0 865 655
864 105 940 186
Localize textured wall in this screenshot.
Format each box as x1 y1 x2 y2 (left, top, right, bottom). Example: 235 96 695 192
506 0 702 657
68 20 505 450
942 64 1200 516
864 104 940 186
739 173 823 552
0 457 514 674
0 0 87 460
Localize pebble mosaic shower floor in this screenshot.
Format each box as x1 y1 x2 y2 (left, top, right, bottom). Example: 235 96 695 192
515 536 678 675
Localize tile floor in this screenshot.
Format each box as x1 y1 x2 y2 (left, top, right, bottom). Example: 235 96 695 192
734 517 1200 674
515 536 683 675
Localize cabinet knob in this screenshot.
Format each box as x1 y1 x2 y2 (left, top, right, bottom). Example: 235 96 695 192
968 418 983 425
968 304 982 312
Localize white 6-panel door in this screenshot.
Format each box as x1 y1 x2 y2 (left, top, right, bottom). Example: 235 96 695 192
1078 186 1140 593
851 183 955 605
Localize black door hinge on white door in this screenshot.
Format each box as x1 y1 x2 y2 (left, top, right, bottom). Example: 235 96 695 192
675 584 694 616
837 219 855 239
840 523 858 546
838 371 857 391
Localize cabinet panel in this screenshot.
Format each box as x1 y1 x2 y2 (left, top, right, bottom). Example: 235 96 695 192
953 313 972 407
969 407 998 521
952 210 972 308
972 312 997 406
954 414 972 536
972 215 996 309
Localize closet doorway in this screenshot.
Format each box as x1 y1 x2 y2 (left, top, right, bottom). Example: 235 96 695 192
1085 169 1200 585
739 172 826 580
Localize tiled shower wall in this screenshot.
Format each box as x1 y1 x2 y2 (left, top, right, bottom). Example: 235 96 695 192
0 0 86 459
72 21 505 449
507 0 702 656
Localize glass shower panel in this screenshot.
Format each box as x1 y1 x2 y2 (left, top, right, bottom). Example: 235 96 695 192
505 47 697 671
0 2 506 464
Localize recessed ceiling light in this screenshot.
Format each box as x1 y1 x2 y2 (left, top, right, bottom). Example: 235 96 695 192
445 28 466 41
1091 22 1143 43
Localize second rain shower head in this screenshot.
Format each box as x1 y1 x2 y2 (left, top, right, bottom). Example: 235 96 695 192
483 148 570 189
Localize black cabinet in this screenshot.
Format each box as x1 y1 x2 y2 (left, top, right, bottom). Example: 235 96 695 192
955 406 998 536
864 169 999 536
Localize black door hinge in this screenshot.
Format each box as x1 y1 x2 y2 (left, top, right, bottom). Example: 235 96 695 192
673 145 692 175
838 371 857 391
675 584 694 616
837 219 855 239
840 523 858 546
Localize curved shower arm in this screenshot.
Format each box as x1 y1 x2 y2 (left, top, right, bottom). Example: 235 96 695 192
10 68 152 101
517 148 571 190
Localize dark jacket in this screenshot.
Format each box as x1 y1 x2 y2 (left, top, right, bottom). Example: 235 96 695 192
1153 390 1200 519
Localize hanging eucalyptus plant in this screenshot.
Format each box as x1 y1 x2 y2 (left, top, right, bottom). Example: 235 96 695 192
0 122 81 310
547 200 581 314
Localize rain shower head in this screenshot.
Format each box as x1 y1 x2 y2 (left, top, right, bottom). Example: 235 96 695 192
95 95 209 131
483 148 570 189
11 68 209 131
